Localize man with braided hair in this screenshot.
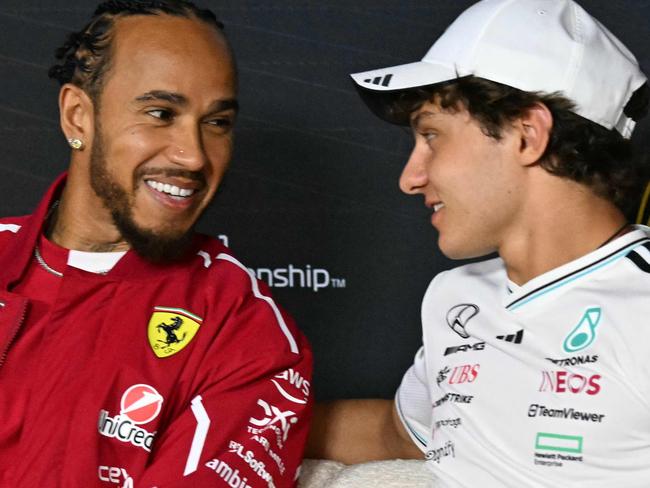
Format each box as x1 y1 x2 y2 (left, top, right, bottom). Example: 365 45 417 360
0 1 312 486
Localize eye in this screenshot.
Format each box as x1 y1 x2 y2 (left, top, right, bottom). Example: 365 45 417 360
416 130 437 146
147 108 174 122
205 115 234 133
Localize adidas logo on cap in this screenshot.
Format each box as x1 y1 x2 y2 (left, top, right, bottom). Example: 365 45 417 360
363 73 393 87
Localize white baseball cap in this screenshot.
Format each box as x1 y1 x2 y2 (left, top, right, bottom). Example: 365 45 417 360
350 0 647 138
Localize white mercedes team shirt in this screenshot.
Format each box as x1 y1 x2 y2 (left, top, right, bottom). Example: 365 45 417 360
397 227 650 487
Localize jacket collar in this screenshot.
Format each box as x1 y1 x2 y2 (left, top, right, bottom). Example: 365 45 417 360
1 173 66 289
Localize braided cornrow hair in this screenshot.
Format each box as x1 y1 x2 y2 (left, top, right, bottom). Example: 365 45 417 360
48 0 225 102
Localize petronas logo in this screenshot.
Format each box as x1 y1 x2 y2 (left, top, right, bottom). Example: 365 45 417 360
563 307 601 353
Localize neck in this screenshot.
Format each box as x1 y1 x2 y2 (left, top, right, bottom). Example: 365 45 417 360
499 173 628 285
48 167 130 253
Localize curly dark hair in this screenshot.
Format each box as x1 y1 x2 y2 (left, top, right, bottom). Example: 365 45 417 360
48 0 226 103
369 76 650 219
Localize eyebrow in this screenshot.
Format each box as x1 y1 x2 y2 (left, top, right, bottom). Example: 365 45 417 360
134 90 239 113
135 91 188 105
410 111 439 130
208 98 239 113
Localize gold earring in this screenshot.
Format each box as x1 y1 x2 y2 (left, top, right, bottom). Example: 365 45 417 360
67 138 84 150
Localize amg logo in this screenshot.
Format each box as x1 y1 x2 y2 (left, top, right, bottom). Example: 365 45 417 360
444 342 485 356
205 459 251 488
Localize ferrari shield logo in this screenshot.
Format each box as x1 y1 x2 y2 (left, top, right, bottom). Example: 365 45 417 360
148 307 203 358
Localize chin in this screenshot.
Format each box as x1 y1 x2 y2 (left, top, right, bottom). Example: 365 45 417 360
438 238 495 261
112 211 196 263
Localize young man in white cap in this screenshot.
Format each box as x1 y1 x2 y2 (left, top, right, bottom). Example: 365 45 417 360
0 1 312 486
308 0 650 486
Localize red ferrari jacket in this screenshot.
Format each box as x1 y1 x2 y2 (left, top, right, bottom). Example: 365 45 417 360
0 176 313 487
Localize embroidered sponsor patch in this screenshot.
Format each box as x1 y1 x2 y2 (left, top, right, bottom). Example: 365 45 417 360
147 306 203 358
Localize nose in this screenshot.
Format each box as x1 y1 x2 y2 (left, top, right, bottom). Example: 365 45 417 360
168 124 208 171
399 144 429 195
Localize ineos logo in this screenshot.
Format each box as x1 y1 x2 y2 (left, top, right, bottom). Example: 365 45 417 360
446 304 479 339
539 371 601 395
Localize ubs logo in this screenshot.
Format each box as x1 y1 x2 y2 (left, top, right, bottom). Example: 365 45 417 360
437 366 451 385
446 304 479 339
438 364 480 385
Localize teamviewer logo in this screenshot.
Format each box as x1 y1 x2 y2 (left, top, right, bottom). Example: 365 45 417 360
446 304 479 339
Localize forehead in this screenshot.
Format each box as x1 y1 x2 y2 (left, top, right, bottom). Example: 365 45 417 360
105 14 236 99
410 99 469 129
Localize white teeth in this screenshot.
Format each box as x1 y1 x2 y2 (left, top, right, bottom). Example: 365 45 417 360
433 203 445 212
146 180 195 198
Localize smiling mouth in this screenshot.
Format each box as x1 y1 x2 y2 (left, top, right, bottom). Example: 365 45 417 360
145 179 196 199
433 202 445 213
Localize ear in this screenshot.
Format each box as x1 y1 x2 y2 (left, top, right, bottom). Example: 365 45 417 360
515 102 553 166
59 83 95 149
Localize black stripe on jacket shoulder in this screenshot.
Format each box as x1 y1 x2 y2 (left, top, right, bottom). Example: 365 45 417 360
626 250 650 273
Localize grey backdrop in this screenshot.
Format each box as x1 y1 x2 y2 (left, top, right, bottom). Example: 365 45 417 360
1 1 648 400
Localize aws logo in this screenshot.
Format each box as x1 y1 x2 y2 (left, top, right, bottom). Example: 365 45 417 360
147 307 202 358
272 368 310 405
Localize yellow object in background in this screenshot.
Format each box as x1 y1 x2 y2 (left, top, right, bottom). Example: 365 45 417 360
637 182 650 225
